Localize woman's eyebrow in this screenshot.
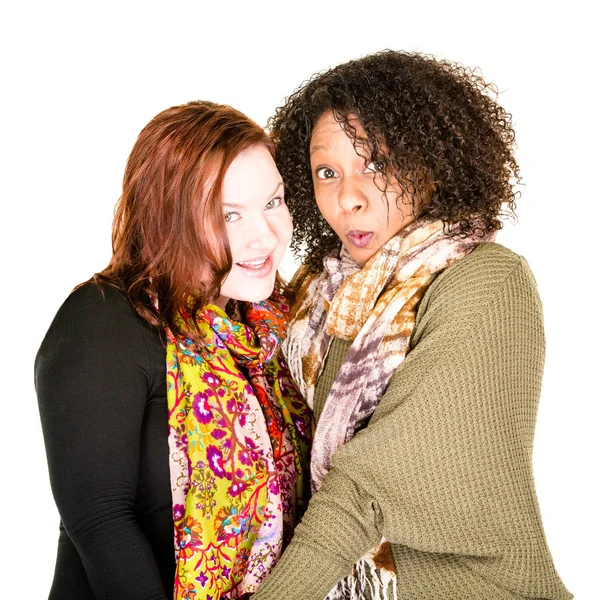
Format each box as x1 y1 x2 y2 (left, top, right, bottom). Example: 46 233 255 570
268 181 284 198
222 182 284 209
310 144 327 156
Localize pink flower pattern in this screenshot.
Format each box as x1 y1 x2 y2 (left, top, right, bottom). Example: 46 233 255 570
166 295 313 599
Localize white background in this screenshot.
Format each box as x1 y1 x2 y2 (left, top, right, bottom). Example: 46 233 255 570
1 0 598 597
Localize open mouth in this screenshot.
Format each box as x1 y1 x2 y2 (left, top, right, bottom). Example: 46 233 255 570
235 254 274 277
346 230 374 249
238 258 267 268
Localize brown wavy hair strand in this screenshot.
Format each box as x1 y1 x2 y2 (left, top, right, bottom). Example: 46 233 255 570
94 100 274 342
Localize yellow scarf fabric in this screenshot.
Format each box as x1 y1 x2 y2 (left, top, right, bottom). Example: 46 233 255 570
166 294 312 599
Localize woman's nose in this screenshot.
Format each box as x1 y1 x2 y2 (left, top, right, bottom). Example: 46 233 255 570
337 176 367 213
247 216 278 250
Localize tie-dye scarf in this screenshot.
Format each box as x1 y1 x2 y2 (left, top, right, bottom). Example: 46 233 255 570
283 218 494 599
166 293 312 600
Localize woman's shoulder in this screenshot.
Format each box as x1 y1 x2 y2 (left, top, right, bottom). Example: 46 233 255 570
64 280 129 311
416 242 541 330
437 241 533 288
39 282 159 361
55 282 142 332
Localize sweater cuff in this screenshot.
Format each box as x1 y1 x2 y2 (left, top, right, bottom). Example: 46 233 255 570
254 540 349 600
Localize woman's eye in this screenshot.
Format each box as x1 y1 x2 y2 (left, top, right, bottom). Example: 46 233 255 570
365 160 385 173
315 166 337 180
265 197 283 210
224 212 241 223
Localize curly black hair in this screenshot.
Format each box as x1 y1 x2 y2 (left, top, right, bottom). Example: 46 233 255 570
268 50 520 272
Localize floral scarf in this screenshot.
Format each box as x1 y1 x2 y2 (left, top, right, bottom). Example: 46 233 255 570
283 218 494 599
166 293 312 599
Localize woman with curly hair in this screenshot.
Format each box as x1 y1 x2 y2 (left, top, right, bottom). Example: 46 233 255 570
35 101 312 599
252 52 572 600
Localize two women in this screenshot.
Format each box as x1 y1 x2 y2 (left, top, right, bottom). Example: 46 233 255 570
37 51 571 600
35 101 312 599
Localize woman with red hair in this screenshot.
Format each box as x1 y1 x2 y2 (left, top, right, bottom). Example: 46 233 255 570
35 101 312 600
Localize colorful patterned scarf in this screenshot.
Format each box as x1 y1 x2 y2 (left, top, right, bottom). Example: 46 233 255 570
283 218 494 599
166 293 312 600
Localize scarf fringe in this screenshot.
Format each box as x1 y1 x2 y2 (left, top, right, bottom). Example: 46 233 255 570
324 559 397 600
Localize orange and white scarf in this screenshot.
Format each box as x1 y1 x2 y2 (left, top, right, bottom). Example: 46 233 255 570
283 218 493 599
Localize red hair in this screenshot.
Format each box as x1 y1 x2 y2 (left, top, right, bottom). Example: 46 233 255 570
94 100 275 340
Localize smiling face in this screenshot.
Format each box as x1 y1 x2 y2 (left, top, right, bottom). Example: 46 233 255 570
216 144 292 308
310 111 415 266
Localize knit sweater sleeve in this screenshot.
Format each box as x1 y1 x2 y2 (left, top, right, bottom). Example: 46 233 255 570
35 284 169 600
254 245 571 600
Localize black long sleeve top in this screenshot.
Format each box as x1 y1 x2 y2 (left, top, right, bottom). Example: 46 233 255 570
35 283 174 600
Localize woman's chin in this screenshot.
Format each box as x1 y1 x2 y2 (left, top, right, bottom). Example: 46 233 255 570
228 283 276 305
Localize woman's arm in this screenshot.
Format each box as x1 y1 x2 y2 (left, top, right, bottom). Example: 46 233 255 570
36 284 169 600
254 246 571 600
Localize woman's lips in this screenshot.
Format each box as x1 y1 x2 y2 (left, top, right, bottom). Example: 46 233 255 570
346 230 374 249
235 253 274 278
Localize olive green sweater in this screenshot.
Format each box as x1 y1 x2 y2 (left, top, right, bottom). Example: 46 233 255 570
254 243 572 600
